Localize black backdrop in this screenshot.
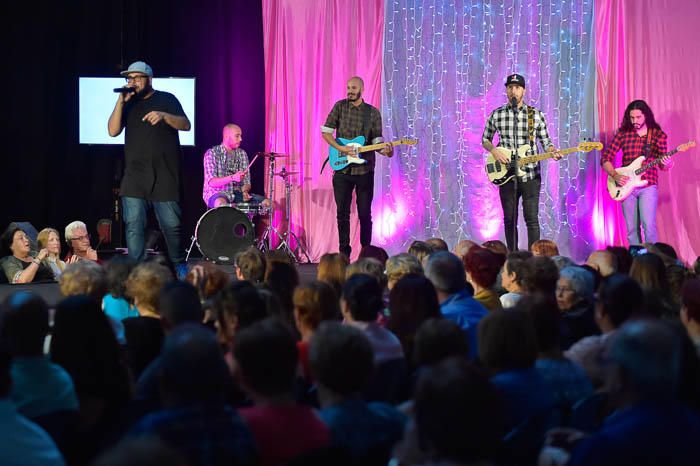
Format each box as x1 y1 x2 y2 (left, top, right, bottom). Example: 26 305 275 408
1 0 265 250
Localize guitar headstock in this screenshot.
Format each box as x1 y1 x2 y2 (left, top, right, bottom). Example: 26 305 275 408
677 140 696 152
577 141 603 152
399 137 419 146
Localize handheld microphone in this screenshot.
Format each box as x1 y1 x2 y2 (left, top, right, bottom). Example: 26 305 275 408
113 87 136 94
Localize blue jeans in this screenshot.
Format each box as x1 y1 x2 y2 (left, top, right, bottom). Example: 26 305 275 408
621 185 658 244
122 197 184 263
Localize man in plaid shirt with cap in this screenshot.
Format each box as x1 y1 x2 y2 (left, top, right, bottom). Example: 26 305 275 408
321 77 393 259
482 73 561 251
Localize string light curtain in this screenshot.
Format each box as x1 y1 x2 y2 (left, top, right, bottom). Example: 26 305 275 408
376 0 597 259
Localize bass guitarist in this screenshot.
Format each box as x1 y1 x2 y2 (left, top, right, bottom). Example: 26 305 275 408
321 76 393 258
482 73 562 251
601 100 672 245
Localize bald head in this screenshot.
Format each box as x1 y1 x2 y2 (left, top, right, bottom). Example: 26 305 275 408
222 124 242 150
586 250 617 277
347 77 364 103
453 240 477 260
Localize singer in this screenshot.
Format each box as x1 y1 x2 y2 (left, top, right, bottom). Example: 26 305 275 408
481 73 562 251
107 61 191 272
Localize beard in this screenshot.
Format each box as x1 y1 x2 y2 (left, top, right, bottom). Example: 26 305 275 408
347 91 362 102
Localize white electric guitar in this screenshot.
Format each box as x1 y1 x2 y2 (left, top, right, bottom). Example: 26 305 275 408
607 140 695 201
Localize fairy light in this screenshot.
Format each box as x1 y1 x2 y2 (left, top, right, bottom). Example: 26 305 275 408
377 0 596 257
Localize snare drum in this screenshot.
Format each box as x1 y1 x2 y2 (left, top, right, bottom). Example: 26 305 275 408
235 202 270 218
194 206 254 264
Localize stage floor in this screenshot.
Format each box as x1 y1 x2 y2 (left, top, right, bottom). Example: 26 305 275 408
0 260 319 307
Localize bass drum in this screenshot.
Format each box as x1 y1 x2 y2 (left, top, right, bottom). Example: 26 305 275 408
195 206 254 264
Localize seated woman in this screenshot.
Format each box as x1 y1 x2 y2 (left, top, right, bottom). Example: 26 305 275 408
0 226 55 284
37 227 67 280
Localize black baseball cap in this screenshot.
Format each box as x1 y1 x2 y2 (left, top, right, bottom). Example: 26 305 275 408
505 73 525 88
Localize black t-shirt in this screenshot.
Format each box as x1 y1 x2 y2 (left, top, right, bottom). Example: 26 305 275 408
121 90 187 201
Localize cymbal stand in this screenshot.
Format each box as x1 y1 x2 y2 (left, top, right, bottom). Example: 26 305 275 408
275 168 311 263
259 153 286 253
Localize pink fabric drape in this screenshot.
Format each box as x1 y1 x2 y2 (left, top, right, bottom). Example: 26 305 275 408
596 0 700 263
262 0 384 261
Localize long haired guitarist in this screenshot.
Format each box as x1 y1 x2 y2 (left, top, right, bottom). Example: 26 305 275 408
321 76 393 258
601 100 672 245
481 73 563 251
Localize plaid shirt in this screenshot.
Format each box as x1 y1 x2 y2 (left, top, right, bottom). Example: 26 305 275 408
600 128 668 186
482 103 554 182
202 145 251 204
322 99 384 175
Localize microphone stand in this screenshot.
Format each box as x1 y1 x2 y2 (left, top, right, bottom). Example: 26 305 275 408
510 97 519 251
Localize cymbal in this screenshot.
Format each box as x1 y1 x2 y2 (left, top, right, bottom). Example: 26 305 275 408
255 151 289 158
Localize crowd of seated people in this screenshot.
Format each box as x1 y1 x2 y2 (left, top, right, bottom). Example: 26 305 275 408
1 223 700 466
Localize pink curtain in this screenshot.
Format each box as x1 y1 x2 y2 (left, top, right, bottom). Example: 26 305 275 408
262 0 384 261
596 0 700 263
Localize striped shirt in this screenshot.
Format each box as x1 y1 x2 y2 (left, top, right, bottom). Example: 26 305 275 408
482 103 555 182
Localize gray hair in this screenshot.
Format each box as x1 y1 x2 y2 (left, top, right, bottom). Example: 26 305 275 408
551 255 576 271
64 221 87 241
559 266 594 303
424 251 466 294
609 320 681 397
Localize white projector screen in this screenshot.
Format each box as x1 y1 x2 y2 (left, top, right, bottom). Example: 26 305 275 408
79 77 195 146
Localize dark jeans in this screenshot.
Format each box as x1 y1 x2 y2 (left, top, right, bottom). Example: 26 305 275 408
499 176 541 251
122 197 184 264
332 171 374 257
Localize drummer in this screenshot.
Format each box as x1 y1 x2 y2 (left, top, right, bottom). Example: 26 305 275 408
202 123 271 208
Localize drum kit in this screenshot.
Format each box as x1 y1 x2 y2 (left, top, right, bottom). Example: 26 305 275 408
187 151 311 265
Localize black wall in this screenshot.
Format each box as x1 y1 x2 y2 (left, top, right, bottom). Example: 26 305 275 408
1 0 266 248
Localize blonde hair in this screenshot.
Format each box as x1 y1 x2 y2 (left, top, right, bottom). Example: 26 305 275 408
385 253 423 285
317 253 349 297
125 262 173 313
531 239 559 257
37 228 64 270
59 261 107 301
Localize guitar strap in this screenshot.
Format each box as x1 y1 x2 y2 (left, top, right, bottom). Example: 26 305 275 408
527 105 535 154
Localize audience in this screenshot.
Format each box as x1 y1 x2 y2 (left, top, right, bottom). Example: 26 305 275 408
387 274 442 363
262 260 299 327
234 246 266 283
102 256 139 321
517 295 593 409
310 322 406 461
407 240 434 265
463 246 504 311
385 253 423 290
478 309 555 432
586 249 618 277
316 252 349 298
0 292 79 421
557 266 599 350
412 318 470 368
425 237 449 252
565 274 643 384
531 239 559 257
59 260 109 301
234 319 331 466
425 251 487 358
0 341 67 466
567 320 700 466
680 279 700 355
50 295 131 464
629 252 675 318
64 221 99 262
606 245 633 274
409 358 503 465
499 253 530 308
453 239 478 261
344 257 386 288
526 255 560 298
481 239 508 257
293 280 340 379
1 226 55 283
37 227 67 279
123 262 173 378
358 245 390 266
129 324 258 466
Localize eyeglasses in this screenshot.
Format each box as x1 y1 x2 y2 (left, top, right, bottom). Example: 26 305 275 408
72 234 91 242
125 75 148 83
